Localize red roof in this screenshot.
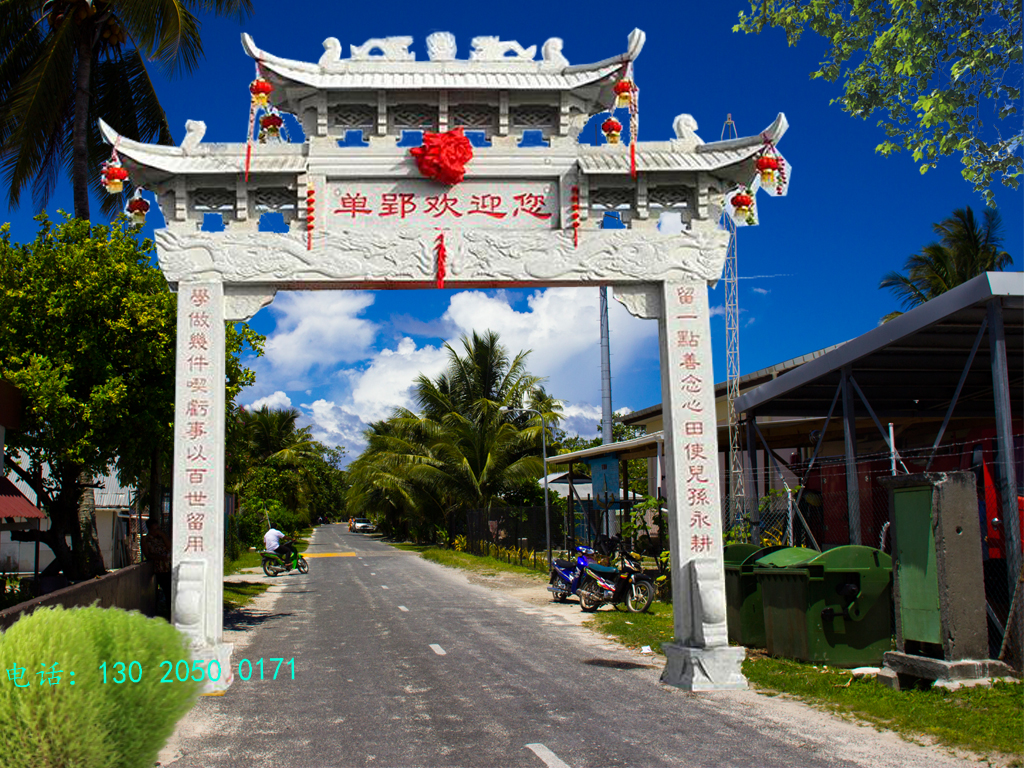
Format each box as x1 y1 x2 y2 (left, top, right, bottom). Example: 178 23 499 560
0 476 45 519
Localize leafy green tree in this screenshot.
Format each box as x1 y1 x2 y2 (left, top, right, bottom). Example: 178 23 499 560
0 0 252 220
879 205 1014 321
735 0 1022 204
0 214 260 578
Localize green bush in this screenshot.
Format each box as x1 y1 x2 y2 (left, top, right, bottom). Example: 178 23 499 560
0 605 201 768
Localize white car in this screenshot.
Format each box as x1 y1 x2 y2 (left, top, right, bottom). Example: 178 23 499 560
352 518 376 533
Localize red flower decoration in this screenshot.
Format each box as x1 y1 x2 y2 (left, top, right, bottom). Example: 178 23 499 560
127 198 149 213
755 156 779 172
409 127 474 185
602 117 622 134
260 113 283 129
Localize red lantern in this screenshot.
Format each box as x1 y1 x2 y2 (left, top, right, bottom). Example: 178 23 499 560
602 117 623 144
249 77 273 108
126 197 150 225
756 155 779 186
613 79 634 108
730 192 754 218
101 163 129 194
258 112 284 143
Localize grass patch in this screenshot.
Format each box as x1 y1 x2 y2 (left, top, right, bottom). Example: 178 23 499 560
584 601 674 654
222 581 270 611
389 543 549 581
387 542 434 553
744 654 1024 760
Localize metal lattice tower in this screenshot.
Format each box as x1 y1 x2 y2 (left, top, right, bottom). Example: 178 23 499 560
722 114 745 520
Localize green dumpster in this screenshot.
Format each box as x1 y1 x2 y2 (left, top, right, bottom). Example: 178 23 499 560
725 545 803 647
756 545 893 667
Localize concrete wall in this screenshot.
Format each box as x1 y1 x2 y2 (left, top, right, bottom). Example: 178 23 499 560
0 562 155 632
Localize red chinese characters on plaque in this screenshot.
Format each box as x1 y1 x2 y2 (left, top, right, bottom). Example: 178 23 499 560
326 182 558 230
672 283 715 555
181 286 213 555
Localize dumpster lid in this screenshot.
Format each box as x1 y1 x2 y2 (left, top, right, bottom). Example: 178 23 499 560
723 543 760 564
753 547 817 568
740 544 789 568
806 545 892 571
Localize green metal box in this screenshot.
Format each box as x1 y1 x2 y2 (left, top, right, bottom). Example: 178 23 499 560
756 545 893 667
724 544 793 647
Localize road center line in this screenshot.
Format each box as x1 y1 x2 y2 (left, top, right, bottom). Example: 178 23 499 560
429 644 446 656
526 744 571 768
381 585 389 589
398 606 409 612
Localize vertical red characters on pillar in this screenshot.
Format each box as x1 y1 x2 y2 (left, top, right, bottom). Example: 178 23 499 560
306 187 315 250
571 185 580 248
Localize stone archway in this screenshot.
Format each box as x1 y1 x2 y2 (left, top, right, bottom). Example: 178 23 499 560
101 27 789 692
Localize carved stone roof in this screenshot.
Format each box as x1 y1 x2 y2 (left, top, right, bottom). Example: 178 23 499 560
99 120 306 184
241 31 644 93
579 114 789 178
99 112 788 188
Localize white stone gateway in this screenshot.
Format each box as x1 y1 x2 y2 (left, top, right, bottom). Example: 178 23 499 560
101 29 789 693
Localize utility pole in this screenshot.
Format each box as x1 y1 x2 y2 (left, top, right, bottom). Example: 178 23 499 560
600 286 613 445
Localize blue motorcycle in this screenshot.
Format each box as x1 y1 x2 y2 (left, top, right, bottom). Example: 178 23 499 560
548 545 596 602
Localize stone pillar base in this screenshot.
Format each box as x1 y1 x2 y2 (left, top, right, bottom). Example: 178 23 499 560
660 642 747 691
190 641 235 696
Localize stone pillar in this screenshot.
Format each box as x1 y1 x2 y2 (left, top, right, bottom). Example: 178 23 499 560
171 280 233 694
657 278 746 690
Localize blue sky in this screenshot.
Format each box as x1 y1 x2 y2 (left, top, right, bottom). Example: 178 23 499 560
3 3 1021 458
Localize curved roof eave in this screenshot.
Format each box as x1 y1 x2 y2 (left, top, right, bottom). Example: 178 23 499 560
240 30 643 91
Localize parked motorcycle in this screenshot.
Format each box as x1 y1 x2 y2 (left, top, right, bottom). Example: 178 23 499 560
261 539 309 577
547 544 598 602
576 539 655 613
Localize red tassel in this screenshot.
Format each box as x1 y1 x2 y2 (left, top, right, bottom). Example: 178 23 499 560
306 188 315 251
435 232 447 288
571 185 580 248
630 142 636 179
244 104 256 182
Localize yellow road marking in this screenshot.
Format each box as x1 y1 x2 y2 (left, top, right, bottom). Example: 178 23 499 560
302 552 357 558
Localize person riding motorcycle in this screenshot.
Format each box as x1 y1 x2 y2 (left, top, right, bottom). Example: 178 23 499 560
264 526 297 566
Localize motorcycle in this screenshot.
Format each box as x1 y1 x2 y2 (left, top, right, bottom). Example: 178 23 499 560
547 544 598 602
576 539 655 613
261 539 309 577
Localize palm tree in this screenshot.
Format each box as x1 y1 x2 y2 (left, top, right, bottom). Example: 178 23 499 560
347 331 561 543
0 0 252 220
879 206 1014 322
238 405 317 465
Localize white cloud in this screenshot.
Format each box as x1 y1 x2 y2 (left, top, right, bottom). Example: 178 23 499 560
709 304 726 317
347 337 448 423
298 399 370 456
442 287 657 406
258 290 378 375
249 391 292 410
560 402 603 438
752 287 770 295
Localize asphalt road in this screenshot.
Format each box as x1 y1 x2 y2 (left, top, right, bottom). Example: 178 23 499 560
160 526 980 768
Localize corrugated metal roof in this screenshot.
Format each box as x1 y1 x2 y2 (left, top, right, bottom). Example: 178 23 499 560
93 469 133 509
0 477 44 519
547 431 664 465
735 272 1024 418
